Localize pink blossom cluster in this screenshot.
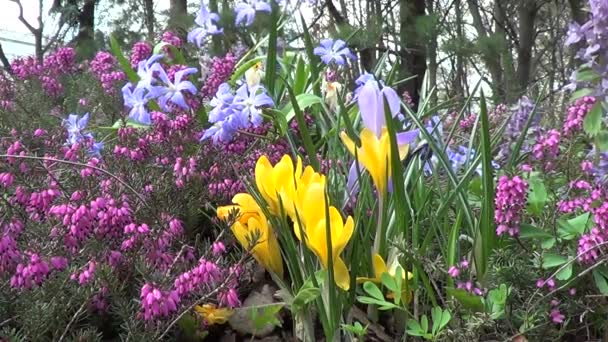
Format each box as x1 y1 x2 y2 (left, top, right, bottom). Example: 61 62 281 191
173 259 221 297
90 51 126 93
563 96 596 135
130 41 152 68
532 129 561 170
140 283 181 321
200 53 238 98
162 31 184 48
459 113 477 130
70 260 97 286
549 300 565 324
447 259 484 295
9 47 77 97
495 175 528 236
10 253 50 289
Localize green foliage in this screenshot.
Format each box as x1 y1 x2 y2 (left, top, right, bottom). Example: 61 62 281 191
406 306 451 340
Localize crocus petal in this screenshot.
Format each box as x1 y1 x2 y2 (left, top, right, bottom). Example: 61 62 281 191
333 257 351 290
357 80 383 137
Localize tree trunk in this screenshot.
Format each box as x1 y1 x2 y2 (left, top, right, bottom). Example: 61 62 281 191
398 0 427 110
143 0 155 41
454 0 465 101
466 0 504 101
0 43 12 74
426 0 438 106
168 0 188 31
516 0 537 96
75 0 95 59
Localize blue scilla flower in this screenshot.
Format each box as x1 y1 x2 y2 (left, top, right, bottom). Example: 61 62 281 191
188 0 223 48
314 39 356 65
235 0 271 27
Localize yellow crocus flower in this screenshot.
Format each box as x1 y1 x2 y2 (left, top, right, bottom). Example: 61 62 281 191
340 127 410 195
291 166 327 239
255 154 302 217
194 304 234 325
306 206 354 290
217 193 284 277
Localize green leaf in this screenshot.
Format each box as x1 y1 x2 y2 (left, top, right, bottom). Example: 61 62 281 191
299 12 322 97
527 176 548 214
541 237 556 249
282 94 324 122
569 88 595 103
264 108 288 135
431 307 441 336
420 315 429 334
152 42 186 64
583 102 603 137
406 319 424 336
593 269 608 294
542 253 568 269
293 56 308 95
283 82 320 170
555 263 573 281
249 303 283 331
109 35 139 83
576 69 600 82
519 224 552 239
558 212 591 240
595 130 608 151
446 288 484 312
265 1 279 94
475 92 496 282
291 287 321 313
363 281 384 300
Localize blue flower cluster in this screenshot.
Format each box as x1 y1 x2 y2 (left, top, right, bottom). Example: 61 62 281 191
121 55 198 125
62 113 103 157
201 82 274 143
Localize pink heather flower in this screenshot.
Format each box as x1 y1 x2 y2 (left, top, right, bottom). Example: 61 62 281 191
550 308 565 324
219 288 240 308
582 160 594 173
78 98 88 106
50 256 68 270
10 253 50 289
495 175 528 236
563 96 596 135
459 113 477 130
91 286 110 313
0 234 20 274
0 172 14 187
108 251 123 268
569 288 577 296
212 241 226 256
546 278 556 289
536 278 545 288
520 164 533 172
162 31 183 47
140 283 180 321
33 128 46 137
448 266 460 278
173 259 221 298
73 260 96 286
459 259 469 269
200 53 237 98
577 227 606 263
130 41 152 68
532 129 561 170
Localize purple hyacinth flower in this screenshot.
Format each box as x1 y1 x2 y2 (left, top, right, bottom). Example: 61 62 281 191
188 1 223 48
232 84 274 127
313 39 356 65
148 65 198 110
235 0 271 27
